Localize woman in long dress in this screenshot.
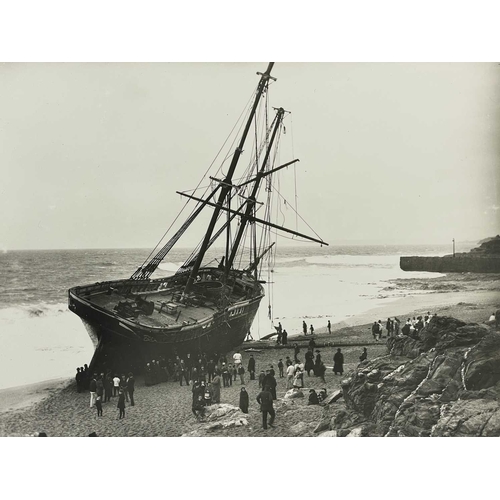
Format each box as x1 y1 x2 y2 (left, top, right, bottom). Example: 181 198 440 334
239 387 249 413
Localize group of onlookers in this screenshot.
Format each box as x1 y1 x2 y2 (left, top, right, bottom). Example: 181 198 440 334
77 367 135 419
371 313 435 340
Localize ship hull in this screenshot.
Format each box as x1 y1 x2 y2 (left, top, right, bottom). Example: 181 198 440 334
69 276 263 375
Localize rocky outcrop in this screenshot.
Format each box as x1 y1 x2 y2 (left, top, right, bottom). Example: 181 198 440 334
318 316 500 436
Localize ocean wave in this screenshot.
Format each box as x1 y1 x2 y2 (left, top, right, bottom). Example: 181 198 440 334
273 254 401 269
0 302 69 321
158 262 184 273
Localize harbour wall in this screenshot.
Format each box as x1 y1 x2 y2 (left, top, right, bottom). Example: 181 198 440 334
400 256 500 273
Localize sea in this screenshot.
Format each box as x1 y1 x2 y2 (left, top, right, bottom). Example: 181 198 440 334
0 243 473 390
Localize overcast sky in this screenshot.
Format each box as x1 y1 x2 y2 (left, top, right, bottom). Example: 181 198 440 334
1 62 498 250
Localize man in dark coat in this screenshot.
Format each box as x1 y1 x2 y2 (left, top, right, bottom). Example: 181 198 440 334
282 330 288 345
256 386 275 429
75 367 82 393
127 373 135 406
305 349 315 376
262 370 277 400
248 355 256 380
333 348 344 375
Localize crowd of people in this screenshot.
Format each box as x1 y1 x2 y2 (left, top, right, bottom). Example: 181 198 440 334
77 330 372 427
370 312 435 341
76 367 135 419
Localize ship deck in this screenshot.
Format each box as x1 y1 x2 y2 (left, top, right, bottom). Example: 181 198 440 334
88 288 219 329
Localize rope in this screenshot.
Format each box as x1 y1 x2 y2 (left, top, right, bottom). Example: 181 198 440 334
133 84 258 276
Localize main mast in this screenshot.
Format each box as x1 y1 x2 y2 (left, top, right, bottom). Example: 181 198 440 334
181 63 276 299
224 106 285 276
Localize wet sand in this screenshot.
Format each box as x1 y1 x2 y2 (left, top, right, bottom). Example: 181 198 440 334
0 285 498 437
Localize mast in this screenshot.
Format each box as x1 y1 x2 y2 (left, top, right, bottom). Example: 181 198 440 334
225 107 285 277
182 63 276 298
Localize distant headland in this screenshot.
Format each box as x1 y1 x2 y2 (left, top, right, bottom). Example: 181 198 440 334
400 235 500 273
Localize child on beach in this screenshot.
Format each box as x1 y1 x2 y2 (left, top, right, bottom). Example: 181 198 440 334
117 389 126 419
113 375 120 396
95 395 103 417
278 359 284 378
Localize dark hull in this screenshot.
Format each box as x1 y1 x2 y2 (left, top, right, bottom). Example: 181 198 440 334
69 277 263 375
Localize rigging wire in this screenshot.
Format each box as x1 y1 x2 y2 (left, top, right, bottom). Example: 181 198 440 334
136 85 258 273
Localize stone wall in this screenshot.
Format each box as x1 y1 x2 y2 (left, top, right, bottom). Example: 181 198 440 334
400 256 500 273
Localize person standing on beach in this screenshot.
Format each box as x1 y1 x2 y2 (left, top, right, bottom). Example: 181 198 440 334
83 364 89 390
120 375 129 402
318 361 326 384
179 362 187 386
96 375 104 403
239 387 249 414
248 355 256 380
76 368 82 393
113 374 120 396
104 372 113 402
308 337 316 350
314 350 322 376
278 359 284 378
117 389 126 419
293 343 300 363
95 395 103 417
293 367 304 388
256 386 275 429
333 348 344 375
371 322 380 341
89 374 97 408
262 369 277 400
302 321 307 335
238 364 245 385
286 362 295 390
305 348 315 376
212 372 221 404
233 350 242 368
221 363 228 387
282 329 288 345
309 324 314 336
327 320 331 334
127 373 135 406
258 370 265 389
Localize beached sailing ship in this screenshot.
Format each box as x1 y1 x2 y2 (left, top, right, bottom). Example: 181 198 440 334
68 63 327 373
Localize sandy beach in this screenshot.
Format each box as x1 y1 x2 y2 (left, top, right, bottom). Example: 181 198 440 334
0 280 498 437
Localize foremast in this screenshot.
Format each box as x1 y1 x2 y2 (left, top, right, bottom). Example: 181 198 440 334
181 63 276 299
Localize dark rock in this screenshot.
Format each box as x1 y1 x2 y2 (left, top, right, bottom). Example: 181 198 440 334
321 389 342 405
316 316 500 437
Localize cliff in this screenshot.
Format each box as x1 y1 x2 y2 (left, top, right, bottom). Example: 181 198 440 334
316 316 500 437
400 235 500 273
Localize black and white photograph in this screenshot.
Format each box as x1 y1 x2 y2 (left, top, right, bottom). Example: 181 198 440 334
1 13 500 491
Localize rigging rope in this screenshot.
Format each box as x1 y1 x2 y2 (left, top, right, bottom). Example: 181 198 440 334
133 85 258 278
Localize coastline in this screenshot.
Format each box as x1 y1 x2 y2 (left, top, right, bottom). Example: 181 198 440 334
0 284 497 436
